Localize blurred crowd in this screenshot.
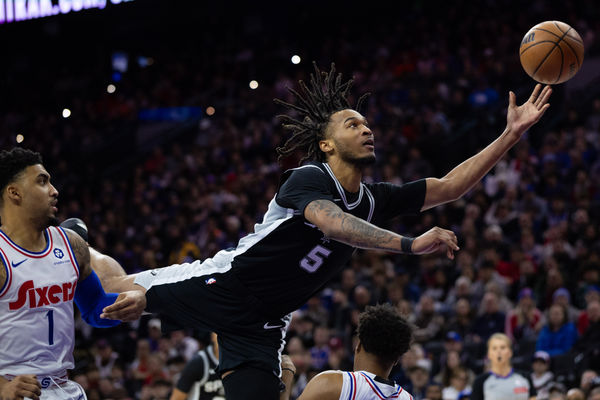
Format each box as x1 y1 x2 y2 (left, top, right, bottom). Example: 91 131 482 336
1 0 600 399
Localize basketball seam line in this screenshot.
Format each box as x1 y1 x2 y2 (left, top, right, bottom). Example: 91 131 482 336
552 21 582 43
532 27 571 80
520 40 559 56
536 25 583 45
530 28 582 68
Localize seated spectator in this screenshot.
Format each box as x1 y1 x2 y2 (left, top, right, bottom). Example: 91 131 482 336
442 367 472 400
445 276 473 308
446 299 475 342
412 294 444 343
536 304 578 357
309 325 331 370
580 370 599 396
435 349 475 389
574 300 600 371
576 287 600 334
566 388 585 400
505 287 544 341
552 287 581 323
94 339 120 379
426 383 444 400
130 339 152 382
407 358 433 400
472 292 506 343
530 351 554 400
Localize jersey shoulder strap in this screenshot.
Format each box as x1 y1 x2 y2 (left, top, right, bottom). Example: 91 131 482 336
277 162 327 190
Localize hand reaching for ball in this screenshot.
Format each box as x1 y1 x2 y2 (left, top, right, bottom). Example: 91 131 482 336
506 84 552 138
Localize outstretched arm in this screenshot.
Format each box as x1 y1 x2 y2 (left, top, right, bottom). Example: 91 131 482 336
422 84 552 210
305 199 459 259
65 229 144 324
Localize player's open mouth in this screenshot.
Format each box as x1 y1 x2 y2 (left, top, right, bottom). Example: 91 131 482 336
363 139 374 149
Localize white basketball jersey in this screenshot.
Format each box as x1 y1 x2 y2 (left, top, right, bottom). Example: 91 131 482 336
339 371 412 400
0 226 79 377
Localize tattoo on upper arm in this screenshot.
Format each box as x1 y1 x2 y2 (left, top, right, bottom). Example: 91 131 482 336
64 229 91 280
307 200 401 252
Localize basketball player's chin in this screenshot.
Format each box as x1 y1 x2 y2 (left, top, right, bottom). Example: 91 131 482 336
352 154 376 167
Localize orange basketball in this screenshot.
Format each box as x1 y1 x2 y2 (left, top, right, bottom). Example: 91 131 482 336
519 21 584 84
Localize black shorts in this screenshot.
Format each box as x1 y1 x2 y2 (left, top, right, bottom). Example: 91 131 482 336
141 266 290 376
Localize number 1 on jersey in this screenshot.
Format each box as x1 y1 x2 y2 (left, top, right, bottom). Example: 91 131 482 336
300 245 332 273
46 310 54 345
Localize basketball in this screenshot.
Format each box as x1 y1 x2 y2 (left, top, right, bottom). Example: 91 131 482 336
519 21 584 84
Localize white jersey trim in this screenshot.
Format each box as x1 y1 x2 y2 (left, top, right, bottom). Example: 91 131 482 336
0 246 11 298
135 198 294 290
0 228 53 258
323 163 364 210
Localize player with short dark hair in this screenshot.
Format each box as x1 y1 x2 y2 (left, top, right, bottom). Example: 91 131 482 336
291 303 414 400
0 148 143 400
100 65 552 400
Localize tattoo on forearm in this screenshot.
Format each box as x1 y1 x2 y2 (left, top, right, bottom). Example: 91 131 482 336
307 200 402 252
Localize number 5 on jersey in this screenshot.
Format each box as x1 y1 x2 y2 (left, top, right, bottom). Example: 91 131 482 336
300 245 332 273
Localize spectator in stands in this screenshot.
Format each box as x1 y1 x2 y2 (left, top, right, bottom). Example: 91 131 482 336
574 300 600 371
442 367 472 400
530 351 554 400
472 292 506 343
576 286 600 333
95 339 120 379
446 299 475 342
471 261 507 305
310 326 331 370
536 304 578 357
552 288 581 323
580 370 599 396
426 383 444 400
413 294 445 343
407 358 433 400
505 287 544 341
566 388 585 400
168 330 199 362
130 339 152 383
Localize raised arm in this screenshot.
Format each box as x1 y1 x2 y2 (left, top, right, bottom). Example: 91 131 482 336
305 199 459 258
422 84 551 211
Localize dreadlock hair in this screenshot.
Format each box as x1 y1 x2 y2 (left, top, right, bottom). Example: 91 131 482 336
357 303 413 367
0 148 43 205
274 62 370 164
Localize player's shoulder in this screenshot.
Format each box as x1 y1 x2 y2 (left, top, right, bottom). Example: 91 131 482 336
279 162 329 190
298 370 343 400
285 162 327 178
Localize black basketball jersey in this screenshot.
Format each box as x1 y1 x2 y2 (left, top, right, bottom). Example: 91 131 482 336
230 162 425 317
176 345 224 400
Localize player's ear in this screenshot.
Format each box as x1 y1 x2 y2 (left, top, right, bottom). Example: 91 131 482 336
355 340 362 354
5 183 22 204
319 138 334 154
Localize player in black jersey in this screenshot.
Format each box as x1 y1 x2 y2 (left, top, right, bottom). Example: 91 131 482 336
170 332 225 400
100 65 552 400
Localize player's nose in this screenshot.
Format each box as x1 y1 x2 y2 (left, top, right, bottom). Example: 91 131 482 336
50 183 59 198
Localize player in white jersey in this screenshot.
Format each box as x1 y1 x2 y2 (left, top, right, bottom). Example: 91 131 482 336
0 148 145 400
281 304 415 400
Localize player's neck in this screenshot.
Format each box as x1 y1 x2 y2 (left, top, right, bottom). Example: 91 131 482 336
0 214 47 252
354 355 391 380
326 158 362 193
